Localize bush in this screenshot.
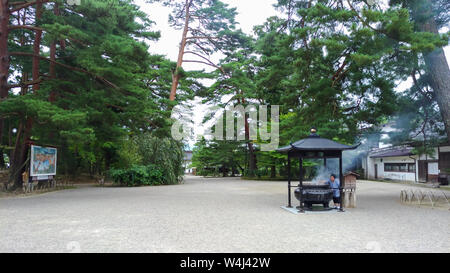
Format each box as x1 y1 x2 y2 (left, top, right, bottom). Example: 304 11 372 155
109 165 164 187
113 133 184 186
135 134 184 185
197 167 219 177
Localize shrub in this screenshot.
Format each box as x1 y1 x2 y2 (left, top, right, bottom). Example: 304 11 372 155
109 165 164 187
135 134 184 185
113 133 184 185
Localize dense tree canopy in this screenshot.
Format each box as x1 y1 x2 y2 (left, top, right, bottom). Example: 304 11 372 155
0 0 187 188
0 0 448 186
192 0 449 178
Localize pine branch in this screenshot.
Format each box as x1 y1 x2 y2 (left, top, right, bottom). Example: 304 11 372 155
9 25 89 47
7 79 42 89
183 51 224 73
9 1 28 6
10 0 55 14
186 36 222 40
346 0 384 35
8 25 43 32
10 52 119 89
332 56 350 87
182 59 223 71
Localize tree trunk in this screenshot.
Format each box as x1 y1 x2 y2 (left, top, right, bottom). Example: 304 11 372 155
0 0 10 154
49 41 56 77
8 1 43 189
32 0 42 92
270 165 276 178
0 113 4 168
170 0 191 101
0 0 9 99
222 167 227 177
414 0 450 141
231 166 237 177
9 118 32 189
241 96 257 176
244 115 257 176
49 3 59 83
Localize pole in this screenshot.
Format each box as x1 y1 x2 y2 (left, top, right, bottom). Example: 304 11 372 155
339 152 345 212
287 153 292 208
299 157 305 213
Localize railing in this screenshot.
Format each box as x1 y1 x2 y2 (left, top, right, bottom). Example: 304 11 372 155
22 177 75 193
400 189 450 210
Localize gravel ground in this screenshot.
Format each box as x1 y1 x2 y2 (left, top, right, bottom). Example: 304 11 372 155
0 176 449 253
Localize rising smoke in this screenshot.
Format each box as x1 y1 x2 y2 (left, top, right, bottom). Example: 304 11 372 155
308 132 382 183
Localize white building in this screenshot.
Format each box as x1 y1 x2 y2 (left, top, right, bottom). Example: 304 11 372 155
183 151 193 174
363 144 450 183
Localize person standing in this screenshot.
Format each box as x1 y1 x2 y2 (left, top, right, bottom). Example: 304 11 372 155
327 174 341 209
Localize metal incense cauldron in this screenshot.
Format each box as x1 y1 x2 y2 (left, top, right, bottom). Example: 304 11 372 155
294 182 333 210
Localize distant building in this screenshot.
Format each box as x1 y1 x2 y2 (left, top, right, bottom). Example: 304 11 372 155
184 151 193 174
363 144 450 183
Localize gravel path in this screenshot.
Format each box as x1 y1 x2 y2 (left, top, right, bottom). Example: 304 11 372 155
0 176 449 253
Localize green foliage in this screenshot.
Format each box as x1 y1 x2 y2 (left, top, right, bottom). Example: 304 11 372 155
3 0 182 179
109 164 164 187
411 146 437 159
135 134 185 185
115 138 142 169
3 0 448 184
193 0 449 179
192 136 246 177
113 133 184 185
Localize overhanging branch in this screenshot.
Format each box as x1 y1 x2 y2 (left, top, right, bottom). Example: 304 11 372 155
182 59 224 73
10 0 55 14
183 51 225 73
7 79 43 89
8 25 44 32
10 52 119 89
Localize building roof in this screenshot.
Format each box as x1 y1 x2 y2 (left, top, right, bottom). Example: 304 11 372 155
277 130 359 153
184 151 193 161
344 171 360 177
370 147 414 158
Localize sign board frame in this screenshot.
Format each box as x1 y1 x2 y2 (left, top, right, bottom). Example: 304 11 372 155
30 145 57 177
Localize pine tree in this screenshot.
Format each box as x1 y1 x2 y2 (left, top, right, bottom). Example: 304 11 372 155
0 0 173 188
389 0 450 141
148 0 243 101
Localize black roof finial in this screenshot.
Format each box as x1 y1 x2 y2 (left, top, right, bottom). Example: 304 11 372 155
309 127 319 138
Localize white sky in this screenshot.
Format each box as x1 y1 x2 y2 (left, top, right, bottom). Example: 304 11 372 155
135 0 450 148
136 0 278 62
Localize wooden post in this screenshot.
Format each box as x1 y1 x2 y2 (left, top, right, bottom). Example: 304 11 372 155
339 153 345 212
299 157 305 213
350 190 356 208
287 153 292 208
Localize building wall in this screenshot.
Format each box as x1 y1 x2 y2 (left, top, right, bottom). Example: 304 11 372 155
184 160 193 174
366 156 417 181
439 147 450 176
364 145 450 182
